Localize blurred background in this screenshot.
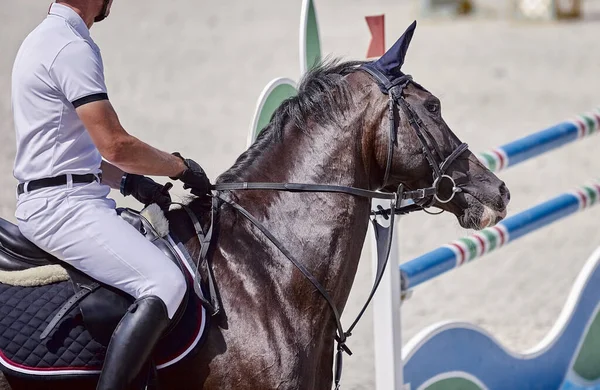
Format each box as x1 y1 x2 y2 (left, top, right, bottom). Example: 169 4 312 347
1 1 599 388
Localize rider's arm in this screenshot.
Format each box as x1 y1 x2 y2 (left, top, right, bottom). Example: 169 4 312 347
75 100 186 178
49 40 186 179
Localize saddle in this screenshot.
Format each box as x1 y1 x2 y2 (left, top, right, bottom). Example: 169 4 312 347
0 207 208 379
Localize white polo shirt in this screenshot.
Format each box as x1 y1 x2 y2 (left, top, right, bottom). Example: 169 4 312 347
12 3 107 183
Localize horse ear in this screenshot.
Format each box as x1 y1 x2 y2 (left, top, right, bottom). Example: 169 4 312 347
374 20 417 76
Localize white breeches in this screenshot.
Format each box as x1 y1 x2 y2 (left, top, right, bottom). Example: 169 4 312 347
15 181 185 319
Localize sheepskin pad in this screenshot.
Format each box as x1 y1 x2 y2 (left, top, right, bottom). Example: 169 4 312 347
0 264 69 287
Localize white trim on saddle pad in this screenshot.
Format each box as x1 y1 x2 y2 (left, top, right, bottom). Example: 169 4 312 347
0 264 69 287
0 234 207 377
159 235 207 369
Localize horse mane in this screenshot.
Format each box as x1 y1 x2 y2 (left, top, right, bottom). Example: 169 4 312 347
217 59 366 184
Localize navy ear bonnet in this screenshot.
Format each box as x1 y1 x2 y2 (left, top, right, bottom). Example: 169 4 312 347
361 21 417 92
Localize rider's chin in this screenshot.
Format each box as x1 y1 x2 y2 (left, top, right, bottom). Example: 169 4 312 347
94 10 109 23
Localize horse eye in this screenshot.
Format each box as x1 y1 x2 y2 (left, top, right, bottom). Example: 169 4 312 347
426 102 439 113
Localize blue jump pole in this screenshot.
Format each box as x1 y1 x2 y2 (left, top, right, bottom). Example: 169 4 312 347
400 180 600 289
477 108 599 172
396 108 600 289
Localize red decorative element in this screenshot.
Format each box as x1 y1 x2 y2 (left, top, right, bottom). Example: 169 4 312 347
450 242 466 266
473 234 486 256
0 350 99 372
491 226 506 246
593 112 600 130
575 189 587 209
575 118 586 137
491 150 506 170
365 15 385 59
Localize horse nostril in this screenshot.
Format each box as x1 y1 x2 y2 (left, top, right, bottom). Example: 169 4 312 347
499 182 510 203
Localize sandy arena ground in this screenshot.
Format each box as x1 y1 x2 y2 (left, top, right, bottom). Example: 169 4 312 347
1 1 599 388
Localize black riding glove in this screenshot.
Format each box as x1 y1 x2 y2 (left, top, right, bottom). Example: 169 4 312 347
170 152 212 197
121 174 172 211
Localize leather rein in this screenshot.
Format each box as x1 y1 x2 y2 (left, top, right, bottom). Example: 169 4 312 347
188 64 469 389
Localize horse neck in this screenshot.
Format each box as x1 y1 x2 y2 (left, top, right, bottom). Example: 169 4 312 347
228 118 372 314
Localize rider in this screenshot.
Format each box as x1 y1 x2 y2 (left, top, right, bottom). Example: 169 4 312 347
11 1 210 388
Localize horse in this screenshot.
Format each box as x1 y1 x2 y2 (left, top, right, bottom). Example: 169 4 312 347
1 24 509 390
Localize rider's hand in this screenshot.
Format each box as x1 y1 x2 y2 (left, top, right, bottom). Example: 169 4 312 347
121 174 172 211
170 152 212 197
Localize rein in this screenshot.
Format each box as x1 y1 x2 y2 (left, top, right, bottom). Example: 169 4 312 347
183 64 470 389
209 183 401 389
213 182 435 203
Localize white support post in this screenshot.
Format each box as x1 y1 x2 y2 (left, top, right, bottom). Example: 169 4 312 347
371 199 404 390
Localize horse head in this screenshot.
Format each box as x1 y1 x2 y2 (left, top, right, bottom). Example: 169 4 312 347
357 21 510 229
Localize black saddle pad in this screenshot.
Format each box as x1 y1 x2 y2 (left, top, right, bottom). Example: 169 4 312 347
0 263 207 379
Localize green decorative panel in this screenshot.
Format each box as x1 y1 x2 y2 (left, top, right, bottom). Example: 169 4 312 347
300 0 322 74
425 377 483 390
250 80 297 143
572 309 600 381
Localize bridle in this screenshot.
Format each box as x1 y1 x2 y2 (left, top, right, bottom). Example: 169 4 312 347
214 64 469 215
189 63 470 388
360 63 469 210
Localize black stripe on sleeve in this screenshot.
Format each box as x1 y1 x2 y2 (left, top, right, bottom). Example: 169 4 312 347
71 93 109 108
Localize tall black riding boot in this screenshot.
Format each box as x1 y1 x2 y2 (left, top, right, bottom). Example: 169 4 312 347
96 295 170 390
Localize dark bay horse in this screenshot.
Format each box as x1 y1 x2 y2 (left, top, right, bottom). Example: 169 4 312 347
2 28 509 390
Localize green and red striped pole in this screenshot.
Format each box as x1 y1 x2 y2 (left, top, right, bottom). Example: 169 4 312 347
401 180 600 289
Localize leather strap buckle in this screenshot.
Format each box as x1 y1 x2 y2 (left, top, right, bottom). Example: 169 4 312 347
433 174 462 204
